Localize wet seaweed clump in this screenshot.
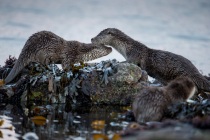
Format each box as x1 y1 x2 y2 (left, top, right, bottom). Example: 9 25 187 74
4 55 17 68
165 98 210 129
167 99 210 119
0 55 17 80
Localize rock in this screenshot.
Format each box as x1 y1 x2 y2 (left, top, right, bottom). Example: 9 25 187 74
108 63 142 84
82 62 148 105
1 59 148 105
121 120 210 140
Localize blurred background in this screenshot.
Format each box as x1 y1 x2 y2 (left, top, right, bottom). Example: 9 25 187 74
0 0 210 74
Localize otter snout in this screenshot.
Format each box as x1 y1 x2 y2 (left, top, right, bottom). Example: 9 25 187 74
91 37 97 44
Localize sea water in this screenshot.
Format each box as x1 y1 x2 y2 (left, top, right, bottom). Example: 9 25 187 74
0 0 210 75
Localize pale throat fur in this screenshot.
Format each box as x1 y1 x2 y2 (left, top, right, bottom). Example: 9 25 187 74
110 36 148 69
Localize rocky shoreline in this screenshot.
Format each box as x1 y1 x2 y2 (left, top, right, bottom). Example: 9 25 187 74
0 57 149 105
1 56 210 139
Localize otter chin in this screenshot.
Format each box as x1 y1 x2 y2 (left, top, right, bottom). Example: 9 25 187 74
132 77 196 123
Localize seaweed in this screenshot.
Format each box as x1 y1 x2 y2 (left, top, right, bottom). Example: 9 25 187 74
166 99 210 120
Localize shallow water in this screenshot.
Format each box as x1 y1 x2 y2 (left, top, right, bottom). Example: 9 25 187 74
0 103 130 140
0 0 210 74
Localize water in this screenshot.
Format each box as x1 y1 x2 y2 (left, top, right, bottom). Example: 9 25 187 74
0 103 130 140
0 0 210 74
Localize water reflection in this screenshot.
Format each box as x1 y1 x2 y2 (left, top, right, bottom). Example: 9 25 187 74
0 102 131 139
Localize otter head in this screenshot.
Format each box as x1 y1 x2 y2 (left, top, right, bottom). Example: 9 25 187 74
166 77 196 101
91 28 124 45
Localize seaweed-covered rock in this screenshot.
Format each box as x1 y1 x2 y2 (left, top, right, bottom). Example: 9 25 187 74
83 62 148 105
1 59 148 105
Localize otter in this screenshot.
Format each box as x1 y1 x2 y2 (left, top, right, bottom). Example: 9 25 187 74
132 77 196 123
5 31 112 84
91 28 210 92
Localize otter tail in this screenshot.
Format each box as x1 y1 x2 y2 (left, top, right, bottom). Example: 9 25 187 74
192 74 210 92
5 55 29 84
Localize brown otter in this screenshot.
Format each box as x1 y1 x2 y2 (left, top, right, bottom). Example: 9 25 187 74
91 28 210 92
132 77 196 123
5 31 112 84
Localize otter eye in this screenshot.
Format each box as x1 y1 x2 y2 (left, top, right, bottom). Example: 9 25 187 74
107 31 112 35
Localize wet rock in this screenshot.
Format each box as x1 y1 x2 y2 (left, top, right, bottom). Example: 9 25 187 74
82 62 148 105
1 59 148 105
121 120 210 140
108 63 142 84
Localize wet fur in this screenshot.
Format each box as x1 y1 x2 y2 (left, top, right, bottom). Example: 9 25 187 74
132 77 196 123
5 31 112 84
91 28 210 92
